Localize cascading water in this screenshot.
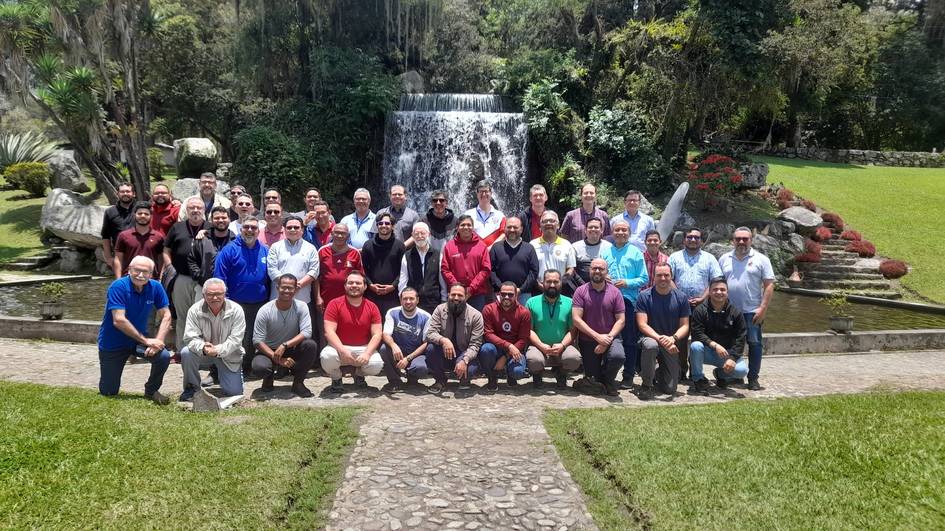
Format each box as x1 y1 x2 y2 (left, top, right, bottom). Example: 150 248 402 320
382 93 529 215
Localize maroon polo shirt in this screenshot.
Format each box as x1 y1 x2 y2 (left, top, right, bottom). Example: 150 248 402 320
114 227 165 277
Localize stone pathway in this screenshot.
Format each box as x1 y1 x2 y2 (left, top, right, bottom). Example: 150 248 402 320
3 338 945 530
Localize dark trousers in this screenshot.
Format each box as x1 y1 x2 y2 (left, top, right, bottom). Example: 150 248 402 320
639 337 680 394
250 338 318 384
744 312 764 380
367 292 399 322
428 345 484 385
98 346 171 397
621 298 640 381
379 343 432 384
577 337 625 386
237 301 265 372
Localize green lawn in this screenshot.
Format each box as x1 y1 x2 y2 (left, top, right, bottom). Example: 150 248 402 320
0 184 46 262
0 381 358 529
754 155 945 302
547 391 945 530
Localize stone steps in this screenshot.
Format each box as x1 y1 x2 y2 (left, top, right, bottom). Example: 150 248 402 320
804 270 885 281
799 279 892 290
818 257 858 266
0 248 63 271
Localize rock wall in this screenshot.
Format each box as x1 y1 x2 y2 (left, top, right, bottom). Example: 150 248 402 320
762 147 945 168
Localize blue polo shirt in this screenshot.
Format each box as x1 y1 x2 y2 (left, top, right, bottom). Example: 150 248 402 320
98 276 169 351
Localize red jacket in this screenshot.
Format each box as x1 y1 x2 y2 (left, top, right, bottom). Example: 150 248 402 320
441 233 491 297
151 201 180 234
482 301 531 352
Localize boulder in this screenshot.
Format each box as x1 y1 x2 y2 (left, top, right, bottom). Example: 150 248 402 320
638 193 656 216
174 138 218 178
173 178 230 201
703 242 733 259
751 233 781 256
47 151 90 193
399 71 425 93
215 162 232 181
785 233 806 254
778 206 822 236
772 220 795 238
854 258 882 271
706 223 735 244
671 231 684 248
672 210 697 232
57 247 84 273
40 188 106 249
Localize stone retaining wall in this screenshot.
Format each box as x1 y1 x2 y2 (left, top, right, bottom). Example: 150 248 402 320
763 147 945 168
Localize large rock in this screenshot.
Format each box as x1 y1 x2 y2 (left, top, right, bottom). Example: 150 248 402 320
703 242 733 259
47 151 90 193
751 233 781 256
785 233 806 254
399 71 425 93
40 188 105 249
174 138 218 178
173 178 230 201
739 162 768 189
671 210 697 232
638 193 656 216
778 206 822 236
706 223 735 244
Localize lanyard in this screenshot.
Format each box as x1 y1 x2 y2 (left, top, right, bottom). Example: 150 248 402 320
476 207 493 224
354 213 370 231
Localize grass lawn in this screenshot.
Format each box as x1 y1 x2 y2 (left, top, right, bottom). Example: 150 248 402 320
0 381 358 529
753 155 945 302
0 183 46 263
547 391 945 530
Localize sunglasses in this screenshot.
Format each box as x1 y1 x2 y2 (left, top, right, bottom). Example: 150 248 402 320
734 237 750 242
685 235 702 240
237 202 252 207
242 225 259 231
499 292 516 299
265 210 281 215
376 221 392 226
432 198 447 203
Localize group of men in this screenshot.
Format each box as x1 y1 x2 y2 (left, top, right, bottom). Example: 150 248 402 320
97 176 774 404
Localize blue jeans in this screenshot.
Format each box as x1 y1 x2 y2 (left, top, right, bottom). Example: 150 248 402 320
689 341 749 382
621 297 639 381
379 343 432 384
180 347 244 396
479 342 528 381
98 346 171 397
744 312 763 380
428 344 484 384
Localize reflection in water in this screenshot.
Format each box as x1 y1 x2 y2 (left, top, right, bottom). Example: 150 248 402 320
0 279 112 320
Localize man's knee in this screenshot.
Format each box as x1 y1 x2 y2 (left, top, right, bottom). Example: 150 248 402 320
479 343 498 364
363 353 384 376
218 368 244 396
251 354 272 376
320 346 341 367
561 347 582 373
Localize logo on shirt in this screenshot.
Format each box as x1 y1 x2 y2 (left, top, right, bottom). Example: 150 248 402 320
345 260 353 268
502 321 512 332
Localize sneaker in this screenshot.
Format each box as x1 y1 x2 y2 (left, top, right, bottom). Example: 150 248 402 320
508 377 518 388
485 377 499 391
329 379 345 393
458 379 472 390
145 391 170 405
555 373 569 389
603 382 620 396
428 382 446 394
637 385 656 401
178 387 195 402
713 368 728 389
291 383 314 398
260 375 274 392
693 378 711 396
620 377 635 390
532 375 543 389
354 376 368 388
382 382 404 394
200 375 215 388
747 378 762 391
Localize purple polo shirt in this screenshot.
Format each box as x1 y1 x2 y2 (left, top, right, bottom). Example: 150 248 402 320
572 282 626 333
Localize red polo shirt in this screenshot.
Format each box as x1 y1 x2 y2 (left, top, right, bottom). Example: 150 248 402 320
318 246 364 303
324 297 381 346
114 227 165 277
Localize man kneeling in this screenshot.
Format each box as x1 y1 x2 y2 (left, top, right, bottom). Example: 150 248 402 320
690 277 748 394
379 287 433 393
180 278 245 400
252 274 319 397
321 271 384 393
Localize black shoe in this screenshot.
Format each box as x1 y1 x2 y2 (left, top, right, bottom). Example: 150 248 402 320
261 375 274 392
637 385 656 401
532 375 543 389
291 383 314 398
693 378 711 396
382 382 404 394
486 377 498 391
458 379 471 390
428 382 445 394
178 387 195 402
354 376 368 388
620 377 635 390
713 368 728 389
555 373 568 389
747 378 762 391
328 379 344 393
508 377 518 387
603 382 620 396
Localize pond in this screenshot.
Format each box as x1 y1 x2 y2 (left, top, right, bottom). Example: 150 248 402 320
2 279 945 333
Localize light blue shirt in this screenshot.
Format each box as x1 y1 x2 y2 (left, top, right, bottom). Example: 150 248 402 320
668 249 722 300
340 210 376 250
619 211 656 252
602 242 649 303
719 249 775 314
266 238 320 303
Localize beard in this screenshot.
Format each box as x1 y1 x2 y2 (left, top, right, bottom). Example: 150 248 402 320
544 287 559 298
590 273 605 284
448 300 467 316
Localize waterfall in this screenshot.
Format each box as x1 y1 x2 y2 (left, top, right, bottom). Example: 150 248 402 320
382 93 529 215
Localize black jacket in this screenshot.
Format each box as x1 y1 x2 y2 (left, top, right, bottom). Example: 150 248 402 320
187 231 236 285
690 298 746 357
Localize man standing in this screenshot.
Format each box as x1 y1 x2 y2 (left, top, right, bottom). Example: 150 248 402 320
97 256 172 404
422 190 457 251
424 284 485 394
302 200 334 249
317 223 365 311
179 278 245 400
113 202 166 279
228 194 258 233
719 227 775 391
531 211 577 282
150 184 180 235
636 263 691 400
213 216 269 372
398 222 446 314
571 258 626 396
560 183 611 243
252 274 319 397
163 197 208 349
572 217 612 284
267 215 319 305
480 282 532 390
379 288 433 393
226 185 253 223
294 188 324 228
340 188 376 250
361 212 406 318
464 180 506 248
187 206 234 288
262 189 281 207
179 172 231 221
643 230 669 289
376 184 421 245
517 184 549 241
615 190 656 252
668 227 722 379
525 269 581 389
321 271 385 393
489 216 539 304
690 277 748 395
603 219 649 389
441 214 492 311
259 202 285 246
101 182 136 272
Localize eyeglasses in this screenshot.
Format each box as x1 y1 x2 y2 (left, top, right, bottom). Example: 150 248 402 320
734 237 750 242
264 197 279 201
205 292 225 299
376 221 392 226
242 225 259 231
432 198 447 204
265 210 281 215
685 235 702 240
499 292 516 299
237 202 252 207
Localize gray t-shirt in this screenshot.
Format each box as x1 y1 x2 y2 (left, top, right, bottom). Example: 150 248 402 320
253 299 312 349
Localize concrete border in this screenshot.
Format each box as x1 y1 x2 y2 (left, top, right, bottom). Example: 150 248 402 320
0 275 92 287
778 286 945 315
0 315 99 344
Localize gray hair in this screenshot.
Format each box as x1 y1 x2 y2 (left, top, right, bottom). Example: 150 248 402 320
530 184 547 195
540 210 559 223
202 278 227 294
733 226 752 237
612 219 630 229
354 188 371 200
185 196 205 208
128 255 155 271
412 221 430 233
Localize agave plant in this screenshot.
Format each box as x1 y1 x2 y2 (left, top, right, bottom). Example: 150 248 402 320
0 131 58 174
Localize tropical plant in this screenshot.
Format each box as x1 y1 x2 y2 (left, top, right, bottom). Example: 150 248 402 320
0 132 57 173
845 240 876 258
811 226 833 242
3 161 49 197
840 230 862 241
687 154 744 208
821 212 844 230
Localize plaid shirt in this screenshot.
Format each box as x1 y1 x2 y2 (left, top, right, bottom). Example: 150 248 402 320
643 250 669 289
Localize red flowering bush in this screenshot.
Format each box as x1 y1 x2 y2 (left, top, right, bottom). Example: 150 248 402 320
845 240 876 257
688 154 744 207
840 230 862 241
802 199 817 212
821 213 844 230
811 226 832 242
794 252 822 263
805 239 822 255
777 199 793 210
777 188 794 202
879 260 908 279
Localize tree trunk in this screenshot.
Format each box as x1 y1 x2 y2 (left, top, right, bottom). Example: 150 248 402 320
297 0 314 101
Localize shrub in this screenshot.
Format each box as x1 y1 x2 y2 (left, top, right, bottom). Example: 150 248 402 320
587 106 672 195
840 230 862 241
804 239 822 255
820 290 851 315
811 226 833 242
0 131 57 174
40 281 66 301
777 199 793 210
687 154 744 204
802 199 817 211
776 188 794 202
821 212 844 230
147 148 165 181
794 252 821 263
879 260 909 279
3 161 50 197
845 240 876 257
